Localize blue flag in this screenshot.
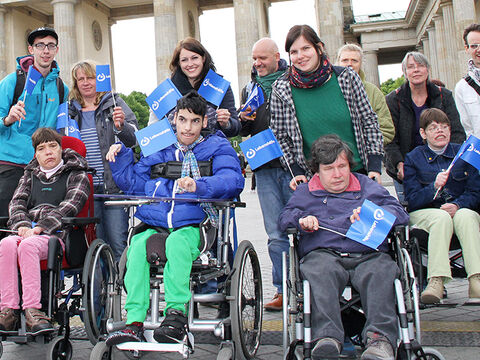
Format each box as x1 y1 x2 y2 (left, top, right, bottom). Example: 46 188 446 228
146 79 182 120
460 134 480 170
96 64 112 92
239 129 283 170
345 199 396 250
240 84 265 115
24 66 42 96
56 102 81 140
198 69 230 107
135 119 177 157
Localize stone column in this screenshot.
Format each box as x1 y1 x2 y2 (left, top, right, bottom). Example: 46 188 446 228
51 0 78 87
314 0 343 58
0 6 7 80
233 0 259 92
440 1 458 89
426 26 438 79
421 35 430 72
433 15 448 84
153 0 178 83
363 50 380 87
108 19 116 90
453 0 477 77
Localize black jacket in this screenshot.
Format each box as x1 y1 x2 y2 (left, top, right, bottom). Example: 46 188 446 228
385 81 465 180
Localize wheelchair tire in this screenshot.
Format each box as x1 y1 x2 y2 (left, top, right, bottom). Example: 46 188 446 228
412 347 445 360
216 346 234 360
82 239 117 345
90 341 111 360
0 342 3 358
112 247 128 324
47 336 73 360
230 240 262 360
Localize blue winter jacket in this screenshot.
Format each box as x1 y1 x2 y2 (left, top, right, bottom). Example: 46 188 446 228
110 130 245 228
0 55 69 165
404 143 480 211
279 173 409 258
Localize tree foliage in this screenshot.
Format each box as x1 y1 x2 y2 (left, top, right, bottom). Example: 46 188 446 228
380 75 405 96
119 91 149 129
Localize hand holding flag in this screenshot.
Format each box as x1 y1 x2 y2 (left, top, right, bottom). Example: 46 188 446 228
240 84 264 115
239 129 283 170
345 199 396 250
19 65 42 127
96 64 116 107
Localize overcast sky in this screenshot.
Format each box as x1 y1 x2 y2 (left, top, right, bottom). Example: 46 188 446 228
111 0 411 101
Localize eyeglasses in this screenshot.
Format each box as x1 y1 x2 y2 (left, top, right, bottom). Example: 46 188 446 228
468 44 480 50
425 124 450 133
33 43 57 51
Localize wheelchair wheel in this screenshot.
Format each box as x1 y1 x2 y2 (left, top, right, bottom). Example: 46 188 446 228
112 247 128 324
0 342 3 358
230 240 262 360
412 347 445 360
90 341 111 360
47 336 73 360
83 239 117 344
216 346 234 360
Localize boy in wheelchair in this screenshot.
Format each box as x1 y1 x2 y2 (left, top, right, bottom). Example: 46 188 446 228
104 91 244 345
403 108 480 304
279 135 409 360
0 128 90 334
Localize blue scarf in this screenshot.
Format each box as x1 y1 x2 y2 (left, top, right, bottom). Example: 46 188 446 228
175 136 219 227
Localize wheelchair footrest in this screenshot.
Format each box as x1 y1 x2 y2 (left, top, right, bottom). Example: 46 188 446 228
115 341 190 352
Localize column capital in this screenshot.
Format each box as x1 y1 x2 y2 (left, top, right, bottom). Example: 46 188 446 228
51 0 77 5
439 0 453 8
0 5 6 14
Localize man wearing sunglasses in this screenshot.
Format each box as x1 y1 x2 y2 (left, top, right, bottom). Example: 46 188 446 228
0 27 68 217
455 23 480 139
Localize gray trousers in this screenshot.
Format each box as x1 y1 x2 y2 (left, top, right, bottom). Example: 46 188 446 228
299 249 399 348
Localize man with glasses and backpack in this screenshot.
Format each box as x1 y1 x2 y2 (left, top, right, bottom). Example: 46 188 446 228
0 27 68 217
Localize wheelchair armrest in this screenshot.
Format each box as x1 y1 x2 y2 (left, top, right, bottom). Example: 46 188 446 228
286 227 298 235
47 236 63 270
61 216 100 225
0 216 8 227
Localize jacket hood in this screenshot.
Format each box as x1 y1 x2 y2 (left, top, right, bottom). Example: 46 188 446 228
16 55 60 75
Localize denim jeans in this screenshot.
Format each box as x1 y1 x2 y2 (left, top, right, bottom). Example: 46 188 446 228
255 167 293 293
393 179 405 203
94 199 129 261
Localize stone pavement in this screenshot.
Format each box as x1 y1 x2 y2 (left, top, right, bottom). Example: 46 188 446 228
1 174 480 359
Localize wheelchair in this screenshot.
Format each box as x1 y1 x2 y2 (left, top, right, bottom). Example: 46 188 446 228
89 196 263 360
281 226 445 360
0 136 116 360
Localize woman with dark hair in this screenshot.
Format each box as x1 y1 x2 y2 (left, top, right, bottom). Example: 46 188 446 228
270 25 383 187
149 37 240 137
67 60 139 261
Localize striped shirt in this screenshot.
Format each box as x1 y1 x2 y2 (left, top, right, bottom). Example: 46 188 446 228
80 110 104 187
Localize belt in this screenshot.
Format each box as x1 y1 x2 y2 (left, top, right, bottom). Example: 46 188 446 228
330 250 366 258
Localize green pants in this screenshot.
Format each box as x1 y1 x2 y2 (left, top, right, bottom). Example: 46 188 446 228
123 226 200 324
409 208 480 281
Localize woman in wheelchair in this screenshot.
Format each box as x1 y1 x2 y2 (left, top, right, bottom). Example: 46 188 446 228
404 108 480 304
104 91 244 345
279 135 409 360
0 128 89 334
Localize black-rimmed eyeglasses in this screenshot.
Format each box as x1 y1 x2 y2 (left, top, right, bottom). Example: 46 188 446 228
33 43 57 51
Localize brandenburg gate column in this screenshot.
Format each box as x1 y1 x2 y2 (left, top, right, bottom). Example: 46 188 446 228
153 0 178 83
426 26 439 79
0 6 7 80
434 14 448 83
363 50 380 87
440 1 459 89
233 0 260 94
51 0 78 88
453 0 477 79
314 0 343 57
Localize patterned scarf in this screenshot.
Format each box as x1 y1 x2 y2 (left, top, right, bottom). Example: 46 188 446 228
175 136 219 227
288 53 333 89
468 59 480 83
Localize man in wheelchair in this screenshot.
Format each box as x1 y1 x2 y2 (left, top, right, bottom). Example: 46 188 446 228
104 91 244 345
279 135 409 360
404 108 480 304
0 128 90 334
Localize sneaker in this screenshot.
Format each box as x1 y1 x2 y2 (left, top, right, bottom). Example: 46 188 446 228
153 308 188 343
0 308 20 332
468 274 480 298
311 337 342 359
106 322 145 346
24 308 53 333
264 293 282 311
361 332 394 360
421 277 443 304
